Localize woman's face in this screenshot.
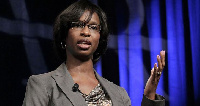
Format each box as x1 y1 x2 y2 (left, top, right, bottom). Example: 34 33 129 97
65 11 100 60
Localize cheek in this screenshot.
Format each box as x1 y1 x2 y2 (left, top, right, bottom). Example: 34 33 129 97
94 34 100 46
66 31 76 45
95 33 100 41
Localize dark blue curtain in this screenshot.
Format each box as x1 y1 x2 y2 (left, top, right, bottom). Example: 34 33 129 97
0 0 199 106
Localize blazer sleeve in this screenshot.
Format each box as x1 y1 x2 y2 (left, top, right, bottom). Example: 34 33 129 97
119 87 165 106
141 94 165 106
22 75 49 106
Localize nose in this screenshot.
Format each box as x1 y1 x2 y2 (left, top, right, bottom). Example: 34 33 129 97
80 26 91 37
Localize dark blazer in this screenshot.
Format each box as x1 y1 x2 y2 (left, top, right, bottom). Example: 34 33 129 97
23 63 165 106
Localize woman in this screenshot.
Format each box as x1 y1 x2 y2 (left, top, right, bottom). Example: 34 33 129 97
23 0 165 106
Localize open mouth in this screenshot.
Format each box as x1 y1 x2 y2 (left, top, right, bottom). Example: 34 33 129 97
77 39 91 50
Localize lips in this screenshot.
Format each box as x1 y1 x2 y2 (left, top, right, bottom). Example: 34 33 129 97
77 39 91 50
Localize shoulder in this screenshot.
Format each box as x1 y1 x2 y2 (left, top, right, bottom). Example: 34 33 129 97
29 71 54 80
98 76 129 97
28 63 65 81
28 71 55 84
27 70 57 92
100 76 126 92
98 76 131 105
23 71 57 105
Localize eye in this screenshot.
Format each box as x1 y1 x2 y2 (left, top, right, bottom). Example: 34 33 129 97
71 22 84 28
89 25 98 30
75 23 82 28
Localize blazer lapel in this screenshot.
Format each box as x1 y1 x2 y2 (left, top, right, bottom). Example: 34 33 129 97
51 63 87 106
95 71 125 106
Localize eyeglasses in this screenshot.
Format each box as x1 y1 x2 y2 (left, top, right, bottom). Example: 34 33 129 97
71 22 101 33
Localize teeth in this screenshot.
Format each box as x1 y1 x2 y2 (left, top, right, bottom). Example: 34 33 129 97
79 42 86 44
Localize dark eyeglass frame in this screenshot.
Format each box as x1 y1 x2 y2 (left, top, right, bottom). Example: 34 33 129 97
71 21 101 32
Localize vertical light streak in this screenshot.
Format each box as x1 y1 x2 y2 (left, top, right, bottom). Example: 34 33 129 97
166 0 186 105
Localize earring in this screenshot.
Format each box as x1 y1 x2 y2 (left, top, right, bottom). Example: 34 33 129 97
61 42 66 49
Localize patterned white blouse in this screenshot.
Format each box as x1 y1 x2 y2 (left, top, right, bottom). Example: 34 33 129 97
80 84 112 106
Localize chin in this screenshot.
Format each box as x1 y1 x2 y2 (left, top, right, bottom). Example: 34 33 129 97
74 51 93 60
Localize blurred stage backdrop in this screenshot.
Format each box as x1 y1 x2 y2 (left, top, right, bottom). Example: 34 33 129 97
0 0 199 106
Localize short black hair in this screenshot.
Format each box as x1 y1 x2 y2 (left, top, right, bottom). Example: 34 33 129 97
53 0 109 64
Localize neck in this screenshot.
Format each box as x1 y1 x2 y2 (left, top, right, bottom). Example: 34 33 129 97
66 56 94 74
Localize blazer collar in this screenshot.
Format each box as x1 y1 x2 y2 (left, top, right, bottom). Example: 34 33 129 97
51 63 87 106
95 71 125 106
51 63 125 106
